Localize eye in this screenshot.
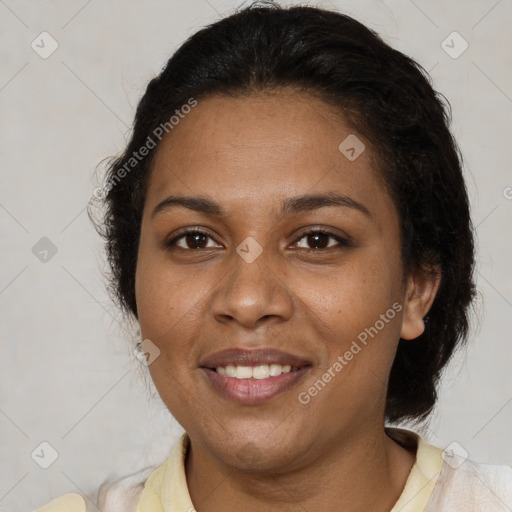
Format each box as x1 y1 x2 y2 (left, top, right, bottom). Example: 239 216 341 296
293 229 350 250
166 228 221 250
165 227 351 252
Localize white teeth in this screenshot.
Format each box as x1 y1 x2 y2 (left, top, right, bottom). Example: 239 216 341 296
215 364 295 379
270 364 291 376
236 366 253 379
225 365 236 377
253 365 270 379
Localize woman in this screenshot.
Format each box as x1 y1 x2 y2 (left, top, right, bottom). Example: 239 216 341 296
37 2 512 511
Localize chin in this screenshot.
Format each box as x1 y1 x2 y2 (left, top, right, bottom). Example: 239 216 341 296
207 432 303 474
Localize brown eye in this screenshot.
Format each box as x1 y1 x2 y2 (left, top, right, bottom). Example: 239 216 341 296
183 232 208 249
294 229 350 250
166 229 221 250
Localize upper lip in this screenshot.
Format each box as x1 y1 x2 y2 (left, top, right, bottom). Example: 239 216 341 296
199 348 311 368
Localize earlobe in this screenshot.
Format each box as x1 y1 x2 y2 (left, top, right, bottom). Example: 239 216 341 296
400 267 441 340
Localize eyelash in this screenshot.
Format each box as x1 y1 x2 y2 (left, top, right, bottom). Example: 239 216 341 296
165 227 351 252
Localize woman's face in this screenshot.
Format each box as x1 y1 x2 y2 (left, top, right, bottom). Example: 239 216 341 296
135 90 431 472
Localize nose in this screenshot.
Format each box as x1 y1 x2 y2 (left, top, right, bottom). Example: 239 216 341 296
210 244 295 329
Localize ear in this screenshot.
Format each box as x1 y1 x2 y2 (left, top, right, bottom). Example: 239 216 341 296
400 266 441 340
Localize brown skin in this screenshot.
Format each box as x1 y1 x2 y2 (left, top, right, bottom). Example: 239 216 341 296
135 89 441 512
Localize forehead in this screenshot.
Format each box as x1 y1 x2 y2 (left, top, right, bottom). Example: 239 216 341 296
145 90 394 222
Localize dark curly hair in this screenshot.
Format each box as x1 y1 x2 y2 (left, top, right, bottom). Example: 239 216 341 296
89 1 476 425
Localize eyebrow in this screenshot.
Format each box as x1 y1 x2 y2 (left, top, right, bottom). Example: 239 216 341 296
151 192 372 219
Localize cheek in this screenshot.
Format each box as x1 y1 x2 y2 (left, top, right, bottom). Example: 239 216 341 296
302 253 403 387
135 247 201 335
134 249 215 393
301 252 400 329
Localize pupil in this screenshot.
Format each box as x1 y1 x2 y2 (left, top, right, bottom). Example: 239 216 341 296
308 233 327 249
187 233 207 249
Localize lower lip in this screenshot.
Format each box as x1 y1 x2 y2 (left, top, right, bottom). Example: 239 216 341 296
201 367 310 405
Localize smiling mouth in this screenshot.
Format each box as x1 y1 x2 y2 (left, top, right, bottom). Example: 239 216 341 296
198 347 312 403
209 364 302 379
200 364 311 404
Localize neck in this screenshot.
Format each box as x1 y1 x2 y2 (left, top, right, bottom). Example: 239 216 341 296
185 427 416 512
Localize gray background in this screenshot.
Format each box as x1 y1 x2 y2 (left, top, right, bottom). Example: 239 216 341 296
0 1 511 510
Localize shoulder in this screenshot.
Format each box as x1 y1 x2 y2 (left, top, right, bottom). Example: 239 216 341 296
95 438 187 511
35 465 159 512
387 427 512 511
97 464 159 512
35 493 87 512
426 451 512 511
34 434 188 512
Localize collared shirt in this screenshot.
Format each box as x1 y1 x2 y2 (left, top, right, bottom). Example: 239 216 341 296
36 427 512 512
